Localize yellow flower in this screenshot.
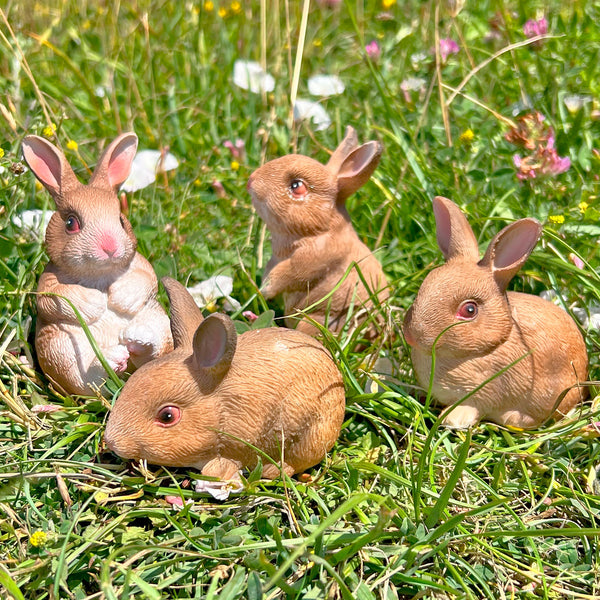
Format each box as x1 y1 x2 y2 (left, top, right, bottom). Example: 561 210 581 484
230 1 241 14
459 129 475 144
0 148 4 159
548 215 565 224
579 201 589 214
42 123 56 138
29 531 47 547
82 19 91 30
206 301 218 313
382 0 396 8
204 1 214 10
313 39 322 47
231 160 240 171
218 7 227 17
193 178 202 186
66 140 78 151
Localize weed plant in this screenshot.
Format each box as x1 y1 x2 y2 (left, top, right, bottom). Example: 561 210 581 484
1 1 600 598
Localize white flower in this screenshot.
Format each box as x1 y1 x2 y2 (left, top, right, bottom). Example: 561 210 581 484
187 275 241 312
121 149 179 192
12 209 53 237
232 60 275 94
293 99 332 131
400 77 427 92
194 476 244 500
563 94 591 114
308 74 345 97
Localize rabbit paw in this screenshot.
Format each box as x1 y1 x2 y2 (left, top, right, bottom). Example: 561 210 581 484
441 404 480 429
121 324 159 358
105 345 130 374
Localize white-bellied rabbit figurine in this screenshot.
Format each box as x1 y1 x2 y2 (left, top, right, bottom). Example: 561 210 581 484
247 126 389 338
21 133 173 396
403 196 588 429
104 277 346 482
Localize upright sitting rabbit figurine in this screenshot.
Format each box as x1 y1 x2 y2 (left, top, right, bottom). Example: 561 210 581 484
248 126 389 338
104 277 346 482
22 133 173 396
403 196 588 429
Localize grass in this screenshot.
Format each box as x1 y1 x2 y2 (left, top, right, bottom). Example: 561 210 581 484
1 0 600 598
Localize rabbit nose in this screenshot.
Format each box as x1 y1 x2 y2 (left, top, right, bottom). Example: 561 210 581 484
100 235 118 257
246 174 254 191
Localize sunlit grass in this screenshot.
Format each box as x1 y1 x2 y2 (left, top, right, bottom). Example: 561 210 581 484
1 1 600 598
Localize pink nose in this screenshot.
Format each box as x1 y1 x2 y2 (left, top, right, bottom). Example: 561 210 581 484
100 235 118 257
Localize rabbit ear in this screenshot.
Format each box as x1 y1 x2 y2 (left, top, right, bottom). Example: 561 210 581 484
90 132 138 190
432 196 480 261
334 141 382 202
21 135 80 202
191 313 237 380
479 218 542 292
326 126 359 173
162 277 204 349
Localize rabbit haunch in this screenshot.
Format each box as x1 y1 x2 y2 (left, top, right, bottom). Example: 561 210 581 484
248 126 389 337
104 277 346 481
22 133 173 396
403 196 588 429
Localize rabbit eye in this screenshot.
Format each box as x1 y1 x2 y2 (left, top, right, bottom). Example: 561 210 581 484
290 179 308 199
65 215 81 234
456 300 478 321
156 405 181 427
119 215 127 229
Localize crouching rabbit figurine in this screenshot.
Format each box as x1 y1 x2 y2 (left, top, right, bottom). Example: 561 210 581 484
21 133 173 396
247 126 389 338
104 277 346 481
403 196 588 429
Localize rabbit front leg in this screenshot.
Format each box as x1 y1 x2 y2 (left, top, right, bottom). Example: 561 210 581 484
120 303 173 367
37 268 107 325
440 403 481 429
260 257 293 299
108 254 159 316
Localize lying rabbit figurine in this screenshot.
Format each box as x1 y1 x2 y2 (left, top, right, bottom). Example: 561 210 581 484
22 133 173 396
403 196 588 429
248 126 389 338
104 277 346 481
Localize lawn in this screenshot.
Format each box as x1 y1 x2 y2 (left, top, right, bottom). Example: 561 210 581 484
1 0 600 598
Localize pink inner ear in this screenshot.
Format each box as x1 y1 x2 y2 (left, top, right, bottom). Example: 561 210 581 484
194 317 228 368
493 221 541 268
23 141 62 189
106 140 137 187
433 199 452 257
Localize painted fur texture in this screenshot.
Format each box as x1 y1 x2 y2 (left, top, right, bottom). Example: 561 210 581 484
104 277 346 481
403 196 588 429
248 126 389 338
22 133 173 395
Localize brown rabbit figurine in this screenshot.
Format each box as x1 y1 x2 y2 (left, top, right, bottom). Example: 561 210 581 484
403 196 588 429
22 133 173 396
247 126 389 338
104 277 346 481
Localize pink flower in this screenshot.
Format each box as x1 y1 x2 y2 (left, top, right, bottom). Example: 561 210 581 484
243 310 258 322
507 113 570 180
31 404 62 413
523 17 548 38
223 139 245 160
439 38 459 63
365 40 381 61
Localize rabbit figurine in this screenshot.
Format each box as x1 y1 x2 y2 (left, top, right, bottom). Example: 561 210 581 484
247 126 389 338
104 277 346 481
21 133 173 396
403 196 588 429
